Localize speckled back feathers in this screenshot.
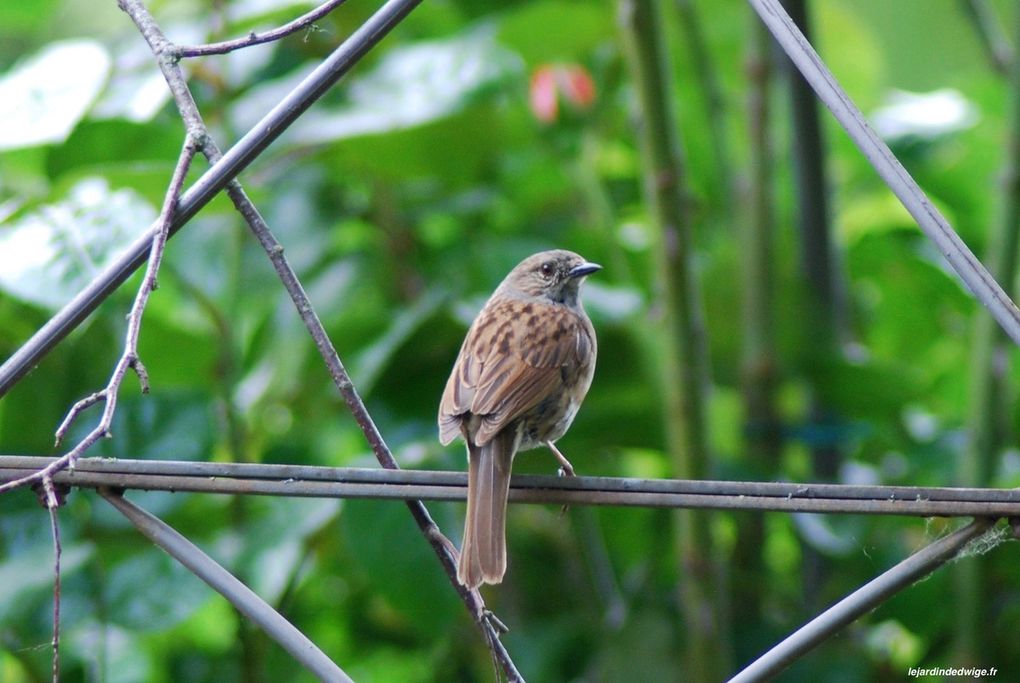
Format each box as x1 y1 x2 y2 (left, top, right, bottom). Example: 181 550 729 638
439 250 598 449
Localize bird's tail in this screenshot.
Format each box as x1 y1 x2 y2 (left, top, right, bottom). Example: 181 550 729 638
458 431 515 588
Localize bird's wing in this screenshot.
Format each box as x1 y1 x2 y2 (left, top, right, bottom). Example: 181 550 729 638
439 331 479 445
439 297 586 446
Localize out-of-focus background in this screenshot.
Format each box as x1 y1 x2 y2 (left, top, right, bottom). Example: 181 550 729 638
1 0 1018 680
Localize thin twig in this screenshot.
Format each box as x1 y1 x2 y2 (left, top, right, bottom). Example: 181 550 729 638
114 1 519 677
0 138 198 496
748 0 1020 347
38 479 63 683
99 488 352 682
232 177 524 682
728 517 1001 682
176 0 349 57
0 0 423 398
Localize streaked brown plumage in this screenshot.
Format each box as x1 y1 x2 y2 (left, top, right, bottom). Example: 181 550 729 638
439 250 599 588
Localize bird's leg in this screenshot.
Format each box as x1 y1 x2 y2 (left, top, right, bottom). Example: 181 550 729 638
545 440 575 477
546 440 575 517
427 524 461 559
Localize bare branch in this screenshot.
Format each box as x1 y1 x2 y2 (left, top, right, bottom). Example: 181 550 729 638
0 139 198 496
47 489 61 683
0 0 422 397
53 392 106 445
231 196 520 678
232 179 524 682
33 478 66 683
176 0 349 58
113 1 520 676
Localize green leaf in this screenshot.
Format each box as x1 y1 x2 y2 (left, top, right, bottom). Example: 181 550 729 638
586 610 680 681
498 0 611 65
0 540 92 622
105 545 211 631
0 0 58 32
47 120 183 179
341 500 458 641
232 497 340 603
66 621 154 683
865 620 924 670
351 289 445 397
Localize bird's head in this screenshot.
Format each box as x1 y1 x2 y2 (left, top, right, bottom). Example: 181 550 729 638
498 250 601 305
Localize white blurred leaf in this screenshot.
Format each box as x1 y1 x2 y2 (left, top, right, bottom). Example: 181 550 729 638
0 40 110 149
68 623 154 683
230 25 522 142
865 620 923 670
0 178 157 309
585 282 643 321
92 23 206 122
871 89 979 140
105 549 209 630
793 513 858 556
0 542 93 621
224 40 279 89
250 498 339 602
91 64 169 123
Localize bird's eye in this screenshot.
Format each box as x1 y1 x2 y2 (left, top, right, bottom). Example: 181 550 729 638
539 262 555 278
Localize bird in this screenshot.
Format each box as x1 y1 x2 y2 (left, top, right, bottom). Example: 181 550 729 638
439 249 600 588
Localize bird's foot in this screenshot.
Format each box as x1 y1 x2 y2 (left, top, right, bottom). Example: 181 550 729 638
546 440 575 477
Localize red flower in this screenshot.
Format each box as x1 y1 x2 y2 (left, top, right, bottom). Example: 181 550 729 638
529 64 596 123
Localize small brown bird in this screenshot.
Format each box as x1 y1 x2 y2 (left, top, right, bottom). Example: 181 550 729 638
439 250 600 588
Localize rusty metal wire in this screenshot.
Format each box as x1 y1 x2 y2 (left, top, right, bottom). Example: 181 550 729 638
100 488 352 682
749 0 1020 345
4 456 1019 517
728 517 1000 682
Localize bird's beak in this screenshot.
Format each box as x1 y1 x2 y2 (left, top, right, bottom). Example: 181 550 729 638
568 262 602 279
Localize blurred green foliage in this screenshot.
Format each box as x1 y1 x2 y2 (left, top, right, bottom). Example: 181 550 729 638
1 0 1019 680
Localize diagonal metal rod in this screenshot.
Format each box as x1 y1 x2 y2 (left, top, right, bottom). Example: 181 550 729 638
727 517 999 682
8 456 1020 516
99 488 353 683
0 0 423 397
748 0 1020 346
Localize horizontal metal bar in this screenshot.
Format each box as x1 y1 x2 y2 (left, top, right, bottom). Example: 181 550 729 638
3 456 1020 516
